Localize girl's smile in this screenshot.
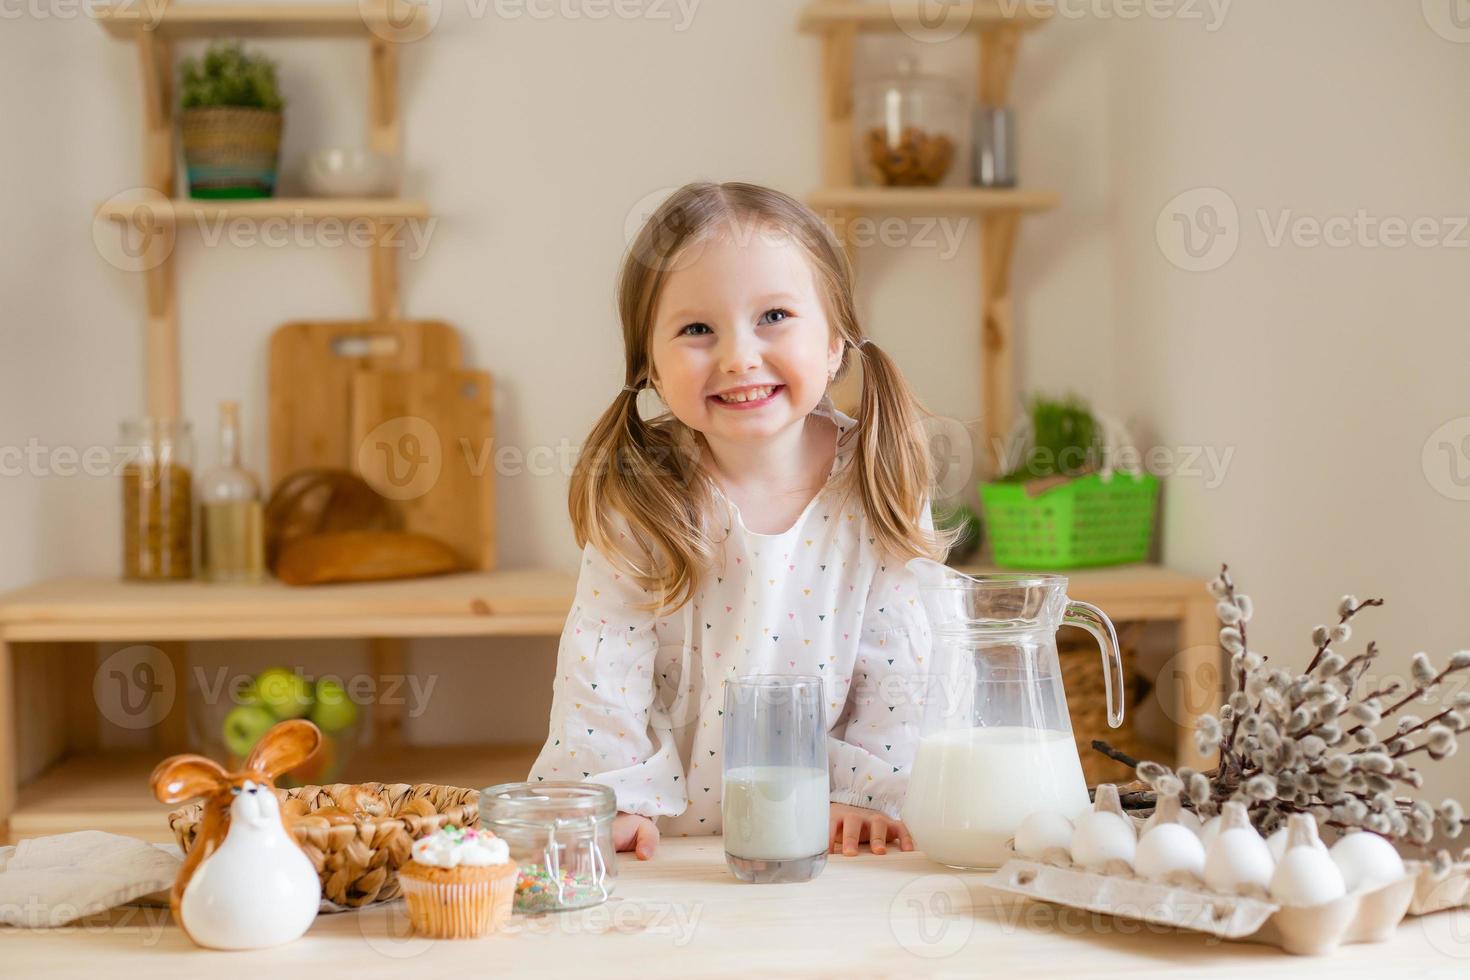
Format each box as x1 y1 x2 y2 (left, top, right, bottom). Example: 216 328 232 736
709 382 785 409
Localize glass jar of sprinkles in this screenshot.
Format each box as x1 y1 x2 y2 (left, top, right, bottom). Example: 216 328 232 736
479 781 616 914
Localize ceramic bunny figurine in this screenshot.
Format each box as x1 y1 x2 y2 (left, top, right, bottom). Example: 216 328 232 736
151 718 323 950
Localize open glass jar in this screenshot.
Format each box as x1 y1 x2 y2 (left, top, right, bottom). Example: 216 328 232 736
855 57 965 187
480 781 616 913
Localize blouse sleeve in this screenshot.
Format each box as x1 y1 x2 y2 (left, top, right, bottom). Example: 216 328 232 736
826 501 936 820
527 532 688 820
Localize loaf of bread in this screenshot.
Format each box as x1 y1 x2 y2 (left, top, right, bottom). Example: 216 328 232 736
275 530 460 586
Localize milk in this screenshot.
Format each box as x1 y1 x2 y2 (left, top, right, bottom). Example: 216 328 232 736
722 766 829 861
902 726 1090 869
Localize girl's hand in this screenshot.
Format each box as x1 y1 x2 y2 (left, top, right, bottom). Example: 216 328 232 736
829 802 915 856
612 811 660 860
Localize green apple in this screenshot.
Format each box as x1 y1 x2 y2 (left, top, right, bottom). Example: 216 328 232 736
253 666 313 719
310 678 359 733
222 703 276 759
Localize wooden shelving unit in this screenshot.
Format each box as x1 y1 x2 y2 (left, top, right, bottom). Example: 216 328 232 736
94 1 427 419
97 196 431 223
798 0 1054 33
799 0 1057 462
95 1 429 38
0 564 1219 837
807 186 1059 213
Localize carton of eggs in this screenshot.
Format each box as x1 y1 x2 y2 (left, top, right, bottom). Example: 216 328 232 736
991 788 1420 956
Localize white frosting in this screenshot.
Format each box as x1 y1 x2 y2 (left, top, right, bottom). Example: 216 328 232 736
410 826 510 868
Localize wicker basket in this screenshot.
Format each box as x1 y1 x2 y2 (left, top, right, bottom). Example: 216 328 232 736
169 782 479 908
180 106 282 199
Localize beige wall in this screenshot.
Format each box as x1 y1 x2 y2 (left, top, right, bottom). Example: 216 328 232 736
3 2 1467 802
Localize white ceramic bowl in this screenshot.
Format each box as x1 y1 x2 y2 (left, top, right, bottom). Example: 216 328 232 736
302 148 397 197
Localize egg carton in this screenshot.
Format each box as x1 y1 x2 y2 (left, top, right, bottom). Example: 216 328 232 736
982 849 1418 956
1405 858 1470 916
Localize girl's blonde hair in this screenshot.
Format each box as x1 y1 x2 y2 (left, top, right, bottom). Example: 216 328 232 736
571 181 952 611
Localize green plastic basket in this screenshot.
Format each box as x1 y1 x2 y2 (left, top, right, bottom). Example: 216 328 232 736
979 472 1159 570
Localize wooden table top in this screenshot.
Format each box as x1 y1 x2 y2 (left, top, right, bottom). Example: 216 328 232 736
4 836 1464 977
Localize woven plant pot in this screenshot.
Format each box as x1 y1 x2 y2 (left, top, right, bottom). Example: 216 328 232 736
169 782 480 908
180 106 282 199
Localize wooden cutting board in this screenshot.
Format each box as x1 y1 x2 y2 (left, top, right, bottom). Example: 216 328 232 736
268 320 462 486
349 369 496 571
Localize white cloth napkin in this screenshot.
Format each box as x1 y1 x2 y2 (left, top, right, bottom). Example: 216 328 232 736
0 831 181 927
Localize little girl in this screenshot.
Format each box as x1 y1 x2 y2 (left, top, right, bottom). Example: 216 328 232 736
528 181 953 860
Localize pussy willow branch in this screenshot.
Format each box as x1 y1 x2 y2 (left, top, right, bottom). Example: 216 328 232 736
1305 597 1384 674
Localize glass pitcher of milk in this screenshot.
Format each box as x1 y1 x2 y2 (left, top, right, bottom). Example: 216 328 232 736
901 562 1124 869
722 675 828 883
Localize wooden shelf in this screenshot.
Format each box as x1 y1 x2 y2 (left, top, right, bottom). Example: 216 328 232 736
799 0 1052 34
0 570 575 642
809 186 1059 214
8 743 541 842
96 197 430 225
952 562 1208 621
95 2 430 39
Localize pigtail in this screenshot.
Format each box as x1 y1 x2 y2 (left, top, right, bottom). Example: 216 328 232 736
849 339 956 563
570 383 715 613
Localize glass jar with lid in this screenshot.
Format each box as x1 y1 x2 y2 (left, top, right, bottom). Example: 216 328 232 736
120 417 195 580
480 781 616 913
855 57 966 187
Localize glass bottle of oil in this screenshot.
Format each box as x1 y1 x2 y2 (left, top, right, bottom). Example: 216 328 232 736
199 401 265 583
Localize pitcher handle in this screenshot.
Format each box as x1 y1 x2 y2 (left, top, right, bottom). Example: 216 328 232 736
1064 600 1124 728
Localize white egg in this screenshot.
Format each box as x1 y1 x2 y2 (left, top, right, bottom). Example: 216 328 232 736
1270 845 1347 906
1197 815 1222 850
1016 811 1074 860
1071 810 1137 871
1329 831 1406 892
1135 823 1206 881
1267 825 1327 864
1204 827 1275 894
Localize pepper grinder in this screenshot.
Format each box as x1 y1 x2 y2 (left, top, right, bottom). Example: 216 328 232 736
973 105 1016 188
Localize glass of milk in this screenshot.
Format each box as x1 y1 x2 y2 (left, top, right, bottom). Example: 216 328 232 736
722 674 828 883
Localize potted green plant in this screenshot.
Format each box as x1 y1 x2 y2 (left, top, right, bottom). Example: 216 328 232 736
979 394 1159 569
180 42 285 199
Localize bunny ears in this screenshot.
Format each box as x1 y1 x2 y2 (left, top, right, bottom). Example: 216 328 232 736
151 718 323 805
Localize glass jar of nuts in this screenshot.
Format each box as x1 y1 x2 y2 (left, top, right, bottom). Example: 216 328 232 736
120 418 195 580
855 58 965 188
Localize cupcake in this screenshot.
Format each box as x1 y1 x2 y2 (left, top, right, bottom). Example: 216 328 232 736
397 825 516 938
